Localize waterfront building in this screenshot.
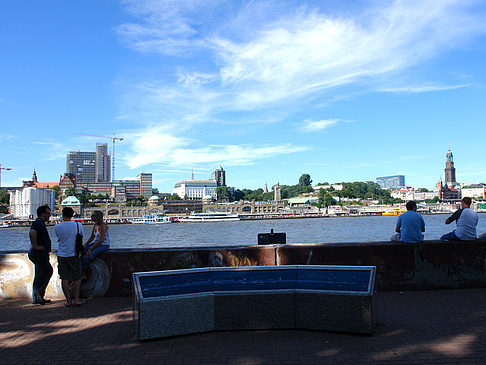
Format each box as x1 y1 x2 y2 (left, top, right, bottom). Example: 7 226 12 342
436 179 460 201
390 188 439 201
444 148 456 186
274 181 281 201
173 180 217 199
376 175 405 189
22 170 58 190
61 195 81 215
66 150 97 183
211 166 226 186
138 173 153 198
313 184 344 191
461 185 486 199
95 143 111 182
9 187 55 218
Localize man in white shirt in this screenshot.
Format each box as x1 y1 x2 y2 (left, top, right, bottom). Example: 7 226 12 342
441 197 478 241
54 207 86 307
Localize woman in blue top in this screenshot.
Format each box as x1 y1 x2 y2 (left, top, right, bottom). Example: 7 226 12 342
82 210 111 271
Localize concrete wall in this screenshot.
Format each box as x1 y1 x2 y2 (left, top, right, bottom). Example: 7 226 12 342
1 239 486 299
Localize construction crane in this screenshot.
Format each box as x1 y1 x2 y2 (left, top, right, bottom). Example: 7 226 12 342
0 164 12 188
76 133 124 181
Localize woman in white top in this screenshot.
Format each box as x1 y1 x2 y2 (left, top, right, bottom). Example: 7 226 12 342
82 210 111 270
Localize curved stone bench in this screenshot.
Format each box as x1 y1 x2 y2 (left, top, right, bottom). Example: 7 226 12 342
132 265 376 340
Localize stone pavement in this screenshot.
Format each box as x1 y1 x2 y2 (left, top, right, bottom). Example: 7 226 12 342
0 288 485 364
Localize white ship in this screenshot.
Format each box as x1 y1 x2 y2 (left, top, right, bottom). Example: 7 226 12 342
178 212 240 222
130 215 171 224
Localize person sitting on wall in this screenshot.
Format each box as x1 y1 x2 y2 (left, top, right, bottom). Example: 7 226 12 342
391 201 425 243
440 197 478 241
82 210 111 272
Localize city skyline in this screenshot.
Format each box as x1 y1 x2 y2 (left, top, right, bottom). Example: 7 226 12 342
1 1 486 192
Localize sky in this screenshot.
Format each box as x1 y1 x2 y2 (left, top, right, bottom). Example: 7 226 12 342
1 0 486 192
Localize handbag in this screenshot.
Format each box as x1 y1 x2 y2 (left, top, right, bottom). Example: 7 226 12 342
75 222 84 258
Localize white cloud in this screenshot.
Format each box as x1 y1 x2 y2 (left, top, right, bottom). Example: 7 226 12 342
118 0 485 112
32 140 70 161
116 0 486 168
299 119 338 133
123 128 308 169
380 83 472 94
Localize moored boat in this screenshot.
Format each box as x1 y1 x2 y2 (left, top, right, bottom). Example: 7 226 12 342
130 215 171 224
178 212 240 222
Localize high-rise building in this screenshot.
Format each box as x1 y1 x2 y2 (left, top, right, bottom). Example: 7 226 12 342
376 175 405 189
444 148 456 186
66 151 96 183
138 173 153 198
211 166 226 186
95 143 111 182
9 187 55 218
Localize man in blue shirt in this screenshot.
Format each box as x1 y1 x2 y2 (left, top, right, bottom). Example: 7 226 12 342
391 201 425 243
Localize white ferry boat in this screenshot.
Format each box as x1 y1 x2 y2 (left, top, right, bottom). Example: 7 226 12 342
130 215 171 224
178 212 240 222
0 222 10 228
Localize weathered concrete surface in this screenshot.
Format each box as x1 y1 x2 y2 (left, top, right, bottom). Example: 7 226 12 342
0 254 109 300
103 246 276 297
2 239 486 299
277 240 486 291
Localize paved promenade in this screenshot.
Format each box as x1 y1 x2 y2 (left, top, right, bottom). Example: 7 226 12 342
1 288 485 364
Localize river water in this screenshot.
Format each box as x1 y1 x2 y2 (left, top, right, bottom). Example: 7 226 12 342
1 213 486 252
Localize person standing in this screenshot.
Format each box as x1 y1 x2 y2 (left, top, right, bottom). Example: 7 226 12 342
28 205 53 305
441 197 478 241
54 207 86 307
391 201 425 243
82 210 110 271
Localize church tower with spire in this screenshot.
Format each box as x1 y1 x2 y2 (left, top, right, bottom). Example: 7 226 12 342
444 148 456 186
32 169 38 183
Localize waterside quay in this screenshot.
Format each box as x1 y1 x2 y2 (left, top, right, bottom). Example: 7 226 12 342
1 239 486 300
1 240 486 364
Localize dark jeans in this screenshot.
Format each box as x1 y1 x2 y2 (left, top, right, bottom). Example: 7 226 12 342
81 243 109 270
28 249 53 300
441 231 459 241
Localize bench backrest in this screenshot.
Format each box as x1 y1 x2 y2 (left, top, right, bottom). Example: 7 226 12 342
133 265 376 300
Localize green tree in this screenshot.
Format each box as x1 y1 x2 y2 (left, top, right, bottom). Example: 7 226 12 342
51 185 60 200
216 186 231 201
233 189 245 201
0 188 9 204
166 194 181 200
319 189 336 207
298 174 312 187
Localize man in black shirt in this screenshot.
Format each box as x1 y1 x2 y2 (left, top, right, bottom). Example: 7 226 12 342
28 204 53 304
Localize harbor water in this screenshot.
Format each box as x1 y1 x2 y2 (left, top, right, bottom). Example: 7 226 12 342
1 213 486 252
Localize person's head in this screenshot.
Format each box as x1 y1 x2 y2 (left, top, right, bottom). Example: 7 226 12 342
461 197 472 208
62 207 75 219
91 210 104 225
406 200 417 211
36 205 51 222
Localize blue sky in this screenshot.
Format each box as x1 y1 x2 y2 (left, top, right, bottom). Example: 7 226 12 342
1 0 486 192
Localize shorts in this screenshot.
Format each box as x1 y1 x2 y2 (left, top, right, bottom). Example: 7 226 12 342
58 256 82 281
